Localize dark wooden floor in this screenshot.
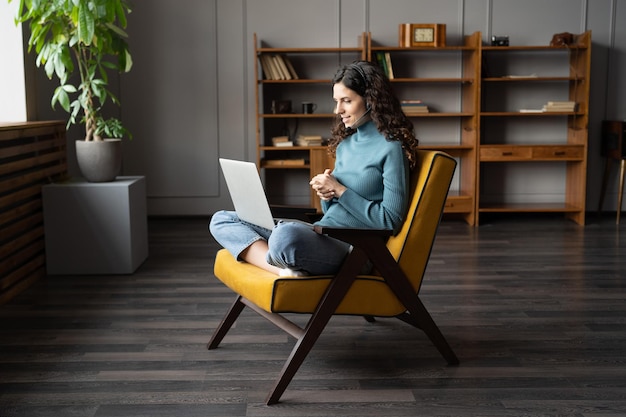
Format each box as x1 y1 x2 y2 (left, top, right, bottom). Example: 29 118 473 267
1 214 625 416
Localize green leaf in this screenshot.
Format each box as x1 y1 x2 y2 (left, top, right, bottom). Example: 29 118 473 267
52 86 70 112
115 1 128 28
53 49 67 83
105 22 128 38
101 61 116 70
60 45 74 75
63 84 78 93
124 50 133 72
77 2 95 45
43 51 55 78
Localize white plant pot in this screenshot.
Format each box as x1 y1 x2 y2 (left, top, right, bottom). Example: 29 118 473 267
75 139 122 182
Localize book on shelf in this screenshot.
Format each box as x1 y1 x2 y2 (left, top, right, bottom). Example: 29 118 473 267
519 101 578 113
272 136 293 147
260 54 280 80
542 101 577 112
503 74 538 79
375 52 394 79
296 134 323 146
272 55 291 80
263 158 306 167
384 52 394 79
403 107 430 114
282 55 299 79
259 54 299 80
259 55 274 80
546 101 576 106
401 99 429 114
269 55 283 80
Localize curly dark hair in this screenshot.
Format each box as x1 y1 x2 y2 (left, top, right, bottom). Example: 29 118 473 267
328 60 419 169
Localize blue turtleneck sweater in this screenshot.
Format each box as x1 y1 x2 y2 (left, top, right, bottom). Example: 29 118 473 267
315 120 409 234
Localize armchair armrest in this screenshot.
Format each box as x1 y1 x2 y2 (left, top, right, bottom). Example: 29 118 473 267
271 205 319 222
313 225 392 247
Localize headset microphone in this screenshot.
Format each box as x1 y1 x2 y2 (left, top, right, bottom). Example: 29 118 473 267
345 107 371 133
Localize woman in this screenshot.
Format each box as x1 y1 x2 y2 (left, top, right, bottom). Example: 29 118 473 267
209 60 418 276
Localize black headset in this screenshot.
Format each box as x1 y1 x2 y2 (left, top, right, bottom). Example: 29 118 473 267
350 62 368 85
349 62 371 111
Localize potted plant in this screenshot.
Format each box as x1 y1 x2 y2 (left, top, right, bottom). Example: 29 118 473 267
11 0 133 182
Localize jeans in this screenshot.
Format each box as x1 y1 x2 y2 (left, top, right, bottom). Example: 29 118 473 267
209 210 352 275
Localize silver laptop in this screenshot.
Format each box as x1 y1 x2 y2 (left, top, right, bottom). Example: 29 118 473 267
219 158 277 230
219 158 315 229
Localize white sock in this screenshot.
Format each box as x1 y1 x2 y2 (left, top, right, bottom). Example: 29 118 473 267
278 268 308 277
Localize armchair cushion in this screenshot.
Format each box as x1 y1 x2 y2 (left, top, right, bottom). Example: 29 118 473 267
214 248 406 316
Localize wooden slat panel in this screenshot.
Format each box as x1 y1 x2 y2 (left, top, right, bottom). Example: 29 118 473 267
0 163 67 195
0 221 44 265
0 241 45 290
0 149 67 176
0 120 65 140
0 121 67 305
0 237 44 277
0 183 44 218
1 135 65 159
0 268 45 305
0 199 41 229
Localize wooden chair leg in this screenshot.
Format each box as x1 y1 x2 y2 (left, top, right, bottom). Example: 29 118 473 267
266 248 368 405
266 310 332 405
618 159 626 225
396 301 459 365
365 241 459 365
207 295 246 350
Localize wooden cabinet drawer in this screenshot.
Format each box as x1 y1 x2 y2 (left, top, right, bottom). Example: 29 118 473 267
531 146 584 160
444 196 473 213
481 145 584 161
480 146 532 161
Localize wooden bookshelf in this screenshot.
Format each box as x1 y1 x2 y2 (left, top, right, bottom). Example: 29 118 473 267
479 31 591 225
252 30 591 225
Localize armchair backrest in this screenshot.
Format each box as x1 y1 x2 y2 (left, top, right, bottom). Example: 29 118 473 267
385 150 456 292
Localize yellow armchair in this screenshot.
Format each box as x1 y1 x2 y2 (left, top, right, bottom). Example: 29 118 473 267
208 150 459 404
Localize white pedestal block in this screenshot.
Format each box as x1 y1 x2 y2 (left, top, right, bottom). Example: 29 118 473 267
42 176 148 275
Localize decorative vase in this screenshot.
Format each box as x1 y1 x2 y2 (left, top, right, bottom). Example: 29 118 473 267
75 139 122 182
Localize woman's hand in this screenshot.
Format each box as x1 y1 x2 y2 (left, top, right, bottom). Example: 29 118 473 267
310 169 346 201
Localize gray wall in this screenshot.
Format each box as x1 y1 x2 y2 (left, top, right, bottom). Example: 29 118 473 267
31 0 626 217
